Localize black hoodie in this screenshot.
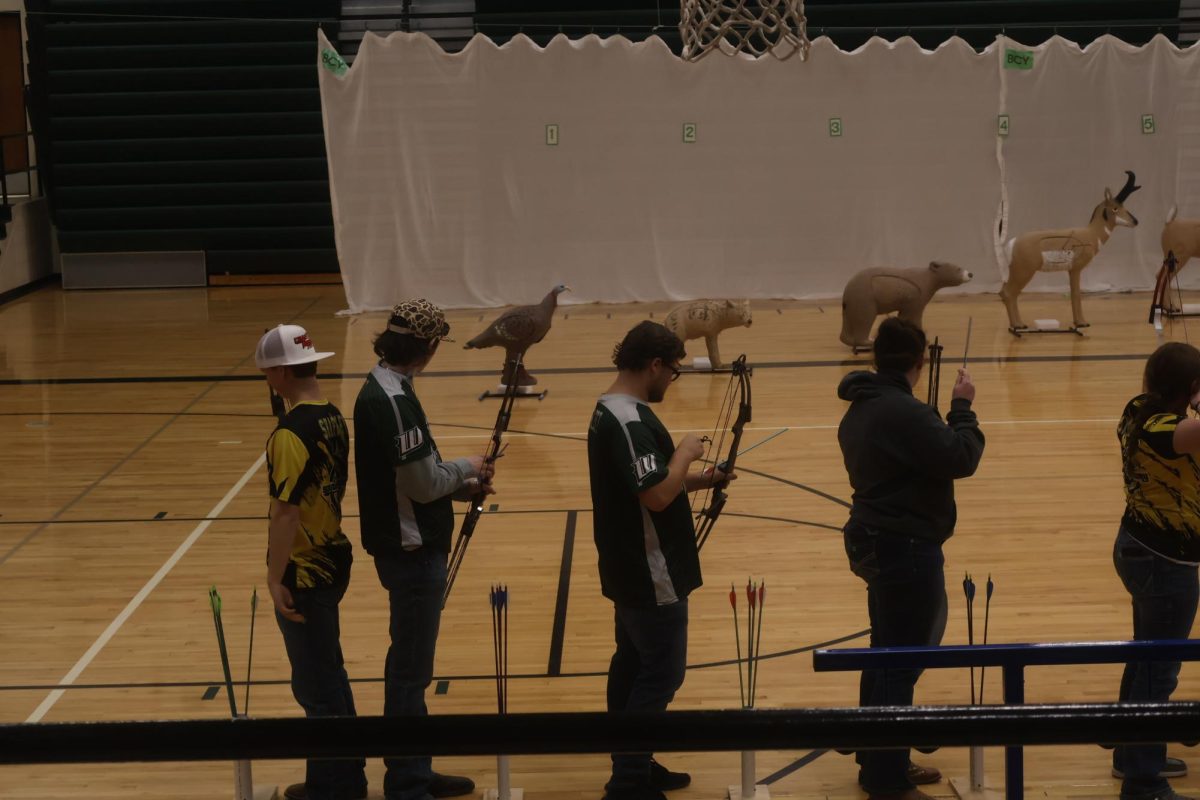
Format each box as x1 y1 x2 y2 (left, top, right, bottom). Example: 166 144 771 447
837 369 985 542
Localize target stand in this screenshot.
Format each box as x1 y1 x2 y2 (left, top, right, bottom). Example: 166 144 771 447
680 356 754 376
1164 304 1200 317
1008 319 1086 338
482 756 524 800
949 747 1003 800
234 716 279 800
478 384 547 401
727 751 770 800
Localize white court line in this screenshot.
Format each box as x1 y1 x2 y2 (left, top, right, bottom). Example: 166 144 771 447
25 452 266 724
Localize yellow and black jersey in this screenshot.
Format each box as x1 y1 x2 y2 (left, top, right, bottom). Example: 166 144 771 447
1119 394 1200 564
266 400 352 589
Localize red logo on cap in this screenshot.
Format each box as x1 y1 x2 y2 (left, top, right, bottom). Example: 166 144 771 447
294 334 314 350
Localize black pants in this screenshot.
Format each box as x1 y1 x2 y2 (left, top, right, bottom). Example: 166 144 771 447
275 567 368 800
1113 526 1199 799
374 547 448 800
605 599 689 792
844 521 948 795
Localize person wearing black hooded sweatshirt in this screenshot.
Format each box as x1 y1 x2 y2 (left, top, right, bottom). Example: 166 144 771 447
837 317 985 800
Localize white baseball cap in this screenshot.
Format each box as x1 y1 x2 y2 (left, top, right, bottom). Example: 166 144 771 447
255 324 335 368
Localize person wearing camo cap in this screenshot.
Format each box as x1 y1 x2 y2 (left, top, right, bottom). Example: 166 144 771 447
353 299 494 800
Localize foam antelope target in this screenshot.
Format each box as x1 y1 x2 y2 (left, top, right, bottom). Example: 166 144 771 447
1000 170 1141 331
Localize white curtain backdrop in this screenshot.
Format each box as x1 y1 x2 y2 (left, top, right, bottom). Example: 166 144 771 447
318 29 1200 312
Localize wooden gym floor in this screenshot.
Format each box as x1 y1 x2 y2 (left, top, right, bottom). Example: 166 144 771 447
0 284 1196 800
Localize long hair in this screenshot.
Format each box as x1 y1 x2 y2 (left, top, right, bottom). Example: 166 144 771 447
1123 342 1200 471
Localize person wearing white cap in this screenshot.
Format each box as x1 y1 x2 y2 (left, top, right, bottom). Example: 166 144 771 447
353 300 492 800
255 324 367 800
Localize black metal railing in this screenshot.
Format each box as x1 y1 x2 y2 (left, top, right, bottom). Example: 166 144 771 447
3 703 1200 766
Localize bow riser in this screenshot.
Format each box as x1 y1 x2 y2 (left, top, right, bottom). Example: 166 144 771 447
444 351 526 606
695 355 750 552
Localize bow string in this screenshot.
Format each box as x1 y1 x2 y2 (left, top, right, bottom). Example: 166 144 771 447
694 354 751 552
444 351 524 606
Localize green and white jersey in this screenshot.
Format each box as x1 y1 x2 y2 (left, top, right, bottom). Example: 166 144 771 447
354 364 457 555
587 393 701 608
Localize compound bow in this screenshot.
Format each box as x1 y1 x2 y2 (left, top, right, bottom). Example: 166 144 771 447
443 350 525 605
694 354 751 552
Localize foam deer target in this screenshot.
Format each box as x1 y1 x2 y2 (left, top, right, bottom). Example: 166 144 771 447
1159 207 1200 311
1000 171 1140 330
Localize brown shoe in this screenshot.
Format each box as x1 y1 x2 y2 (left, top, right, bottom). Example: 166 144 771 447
906 763 942 785
867 789 938 800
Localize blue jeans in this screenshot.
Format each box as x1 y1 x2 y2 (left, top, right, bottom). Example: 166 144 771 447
374 547 447 800
1113 526 1199 799
605 599 689 792
275 567 368 800
844 521 948 795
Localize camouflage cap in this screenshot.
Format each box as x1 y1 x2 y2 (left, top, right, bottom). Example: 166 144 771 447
387 298 454 343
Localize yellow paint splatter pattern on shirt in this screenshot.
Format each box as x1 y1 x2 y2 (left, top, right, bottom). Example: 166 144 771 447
266 402 352 589
1119 395 1200 563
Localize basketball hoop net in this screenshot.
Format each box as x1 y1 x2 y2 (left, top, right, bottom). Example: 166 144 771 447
679 0 810 61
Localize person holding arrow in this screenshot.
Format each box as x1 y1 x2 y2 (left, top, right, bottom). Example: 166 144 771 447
1113 342 1200 800
837 317 985 800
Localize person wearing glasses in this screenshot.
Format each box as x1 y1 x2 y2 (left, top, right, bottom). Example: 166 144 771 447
586 320 735 800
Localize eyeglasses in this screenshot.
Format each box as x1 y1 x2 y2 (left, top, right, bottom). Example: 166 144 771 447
667 363 682 382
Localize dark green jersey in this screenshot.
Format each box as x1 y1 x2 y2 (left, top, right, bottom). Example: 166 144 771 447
587 393 701 607
265 401 352 590
354 364 455 555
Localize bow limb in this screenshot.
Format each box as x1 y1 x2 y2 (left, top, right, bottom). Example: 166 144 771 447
695 355 751 552
444 351 525 606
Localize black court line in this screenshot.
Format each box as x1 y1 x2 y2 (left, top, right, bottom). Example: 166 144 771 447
0 629 869 693
0 351 1156 387
726 512 843 532
0 508 844 529
0 274 58 308
547 511 577 676
735 468 852 509
0 413 592 447
0 294 324 569
761 749 829 785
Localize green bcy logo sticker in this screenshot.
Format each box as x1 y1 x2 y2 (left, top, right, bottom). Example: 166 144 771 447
1004 48 1034 70
321 48 348 76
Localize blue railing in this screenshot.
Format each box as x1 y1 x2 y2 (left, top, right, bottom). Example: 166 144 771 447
813 639 1200 800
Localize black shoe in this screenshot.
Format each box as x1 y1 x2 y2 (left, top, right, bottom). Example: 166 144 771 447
283 783 368 800
429 772 475 799
906 763 942 785
1113 757 1188 779
648 759 691 791
1119 791 1197 800
858 763 941 788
